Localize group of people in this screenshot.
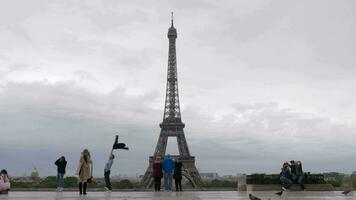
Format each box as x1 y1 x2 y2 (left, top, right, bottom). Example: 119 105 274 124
0 170 10 194
280 160 305 191
1 149 184 195
54 149 115 195
153 154 183 192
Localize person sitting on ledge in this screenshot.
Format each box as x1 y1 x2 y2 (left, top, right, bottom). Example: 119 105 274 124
294 161 305 190
289 160 305 190
0 169 10 194
280 162 293 191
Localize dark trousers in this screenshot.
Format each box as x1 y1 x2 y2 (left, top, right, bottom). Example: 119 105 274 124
104 170 112 190
154 177 161 191
175 179 182 191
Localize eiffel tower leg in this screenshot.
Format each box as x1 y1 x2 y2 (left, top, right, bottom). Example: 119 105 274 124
154 130 168 157
142 131 169 188
177 133 190 156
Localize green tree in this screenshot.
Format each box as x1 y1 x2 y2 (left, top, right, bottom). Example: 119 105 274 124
38 176 57 188
64 176 78 188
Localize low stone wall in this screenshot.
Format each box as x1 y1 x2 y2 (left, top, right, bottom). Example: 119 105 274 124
0 191 9 194
246 184 334 191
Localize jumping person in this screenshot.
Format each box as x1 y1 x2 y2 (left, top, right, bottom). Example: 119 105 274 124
162 154 175 191
54 156 67 192
173 157 183 192
104 153 114 192
153 156 163 191
76 149 92 195
0 169 10 194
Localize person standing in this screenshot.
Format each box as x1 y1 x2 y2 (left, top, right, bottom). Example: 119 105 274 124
104 153 114 192
162 154 175 191
76 149 92 195
153 156 163 191
54 156 67 192
173 158 183 192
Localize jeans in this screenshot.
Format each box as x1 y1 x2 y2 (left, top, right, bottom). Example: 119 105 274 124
164 172 173 191
57 173 64 188
280 176 293 189
154 177 161 191
104 170 112 190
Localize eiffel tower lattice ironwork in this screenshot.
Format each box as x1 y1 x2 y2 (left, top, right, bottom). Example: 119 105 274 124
142 13 202 188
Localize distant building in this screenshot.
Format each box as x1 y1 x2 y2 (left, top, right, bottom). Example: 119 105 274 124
31 167 40 181
221 175 237 180
323 172 345 181
200 173 219 179
351 171 356 181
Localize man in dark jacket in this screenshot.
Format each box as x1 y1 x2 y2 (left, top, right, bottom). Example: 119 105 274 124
54 156 67 192
173 158 183 192
162 155 175 191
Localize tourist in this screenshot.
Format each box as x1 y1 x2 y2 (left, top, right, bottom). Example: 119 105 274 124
104 153 114 192
173 157 183 192
162 154 175 191
295 161 305 190
75 149 93 195
289 160 297 177
54 156 67 192
280 162 293 190
288 160 305 190
0 169 10 193
153 156 163 191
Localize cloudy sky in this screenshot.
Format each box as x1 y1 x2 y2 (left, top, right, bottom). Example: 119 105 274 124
0 0 355 177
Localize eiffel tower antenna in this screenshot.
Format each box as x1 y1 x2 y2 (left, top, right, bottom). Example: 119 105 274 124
171 12 174 27
142 13 202 189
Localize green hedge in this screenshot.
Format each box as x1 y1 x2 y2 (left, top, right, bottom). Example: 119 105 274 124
11 176 140 189
202 179 237 188
247 173 325 184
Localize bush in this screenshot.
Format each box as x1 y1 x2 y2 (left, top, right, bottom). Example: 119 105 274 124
246 173 325 184
64 176 79 188
325 180 343 187
38 176 57 188
202 179 237 188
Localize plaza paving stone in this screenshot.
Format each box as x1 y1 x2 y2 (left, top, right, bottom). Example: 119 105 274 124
0 191 355 200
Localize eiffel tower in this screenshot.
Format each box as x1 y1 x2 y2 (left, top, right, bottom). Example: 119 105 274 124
142 13 202 188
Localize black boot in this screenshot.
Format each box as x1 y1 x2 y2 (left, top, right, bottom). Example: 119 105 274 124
83 182 87 195
79 182 82 195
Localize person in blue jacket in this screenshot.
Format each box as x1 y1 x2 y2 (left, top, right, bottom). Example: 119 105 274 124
280 162 293 190
162 154 175 191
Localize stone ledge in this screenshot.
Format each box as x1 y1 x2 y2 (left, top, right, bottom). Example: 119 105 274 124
246 184 334 191
0 190 9 194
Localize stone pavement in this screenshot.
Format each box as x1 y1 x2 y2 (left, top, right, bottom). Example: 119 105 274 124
0 191 354 200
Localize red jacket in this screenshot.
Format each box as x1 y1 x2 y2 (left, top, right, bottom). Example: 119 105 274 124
153 162 163 178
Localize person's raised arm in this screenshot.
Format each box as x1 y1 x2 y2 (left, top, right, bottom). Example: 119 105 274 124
55 158 60 166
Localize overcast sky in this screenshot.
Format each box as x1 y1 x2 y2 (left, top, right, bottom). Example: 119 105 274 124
0 0 355 177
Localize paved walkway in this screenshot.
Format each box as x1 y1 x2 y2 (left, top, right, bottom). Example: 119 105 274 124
0 191 354 200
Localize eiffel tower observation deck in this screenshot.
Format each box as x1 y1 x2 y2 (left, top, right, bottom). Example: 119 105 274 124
142 13 202 188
